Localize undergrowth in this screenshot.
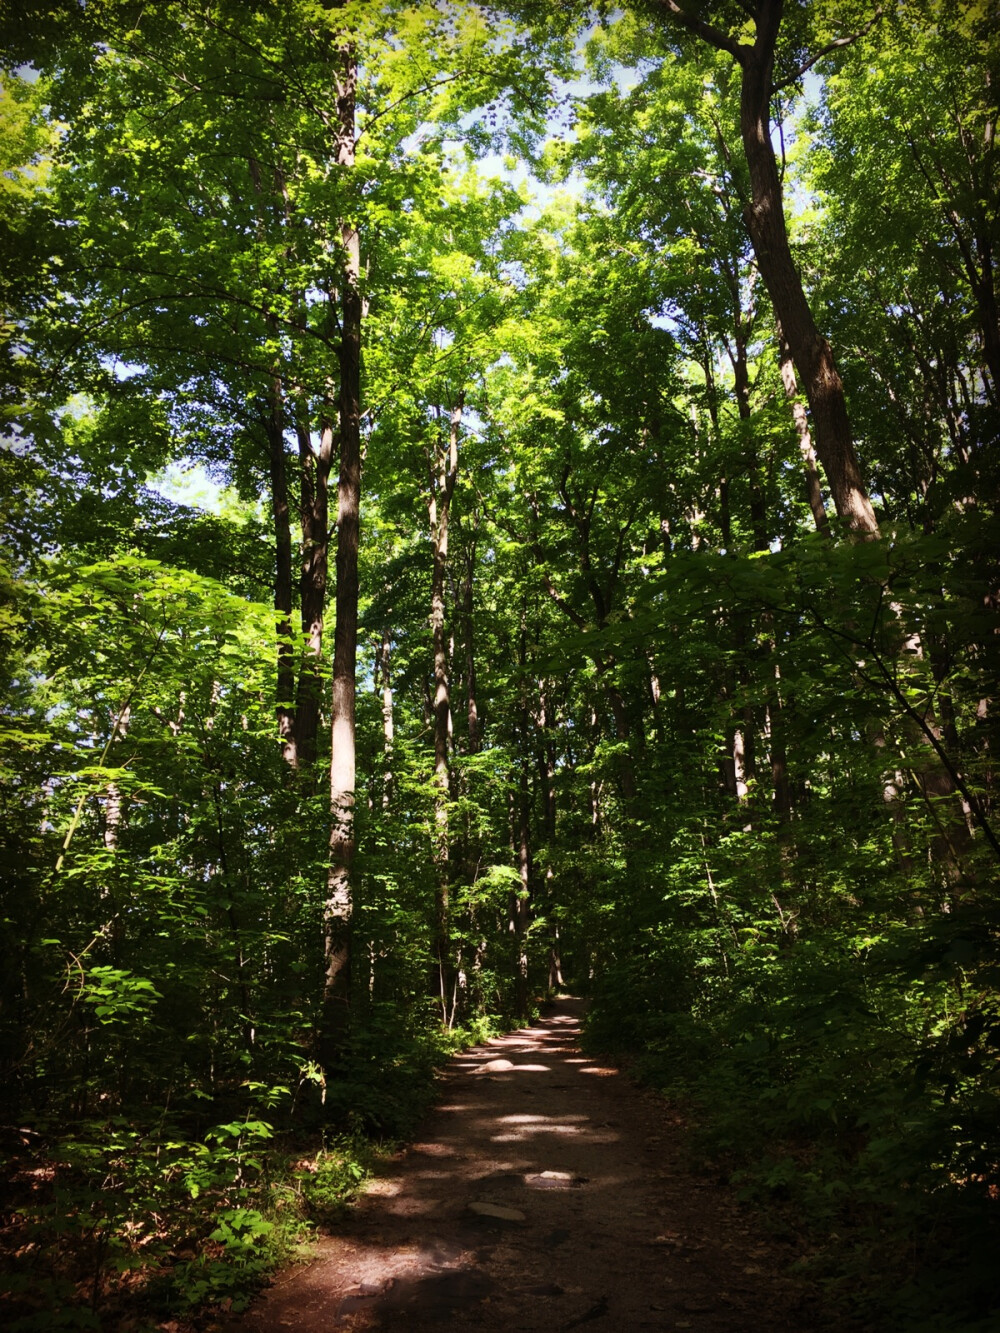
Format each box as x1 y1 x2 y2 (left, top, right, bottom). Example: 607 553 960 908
586 891 1000 1333
0 1009 504 1332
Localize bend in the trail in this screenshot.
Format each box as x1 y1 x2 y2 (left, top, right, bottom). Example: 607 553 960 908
235 999 814 1331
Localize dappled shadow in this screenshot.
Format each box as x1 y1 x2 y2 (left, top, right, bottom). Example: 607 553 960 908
239 1001 633 1328
237 998 806 1332
335 1265 495 1321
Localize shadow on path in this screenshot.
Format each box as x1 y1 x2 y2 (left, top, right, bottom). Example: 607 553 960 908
233 999 811 1331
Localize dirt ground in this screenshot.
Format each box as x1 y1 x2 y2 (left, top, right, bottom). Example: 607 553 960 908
231 999 819 1331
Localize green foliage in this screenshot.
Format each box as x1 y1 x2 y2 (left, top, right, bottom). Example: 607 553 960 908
297 1145 370 1228
0 1107 376 1329
79 967 162 1028
2 3 999 1331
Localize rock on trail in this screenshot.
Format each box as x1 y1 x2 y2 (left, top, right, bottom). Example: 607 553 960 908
231 999 811 1331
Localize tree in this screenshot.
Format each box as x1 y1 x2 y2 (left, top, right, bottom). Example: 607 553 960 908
3 6 1000 1328
646 0 881 534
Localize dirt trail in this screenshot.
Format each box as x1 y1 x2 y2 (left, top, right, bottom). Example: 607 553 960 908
235 1000 814 1331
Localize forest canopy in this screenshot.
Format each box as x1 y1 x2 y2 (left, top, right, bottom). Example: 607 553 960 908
1 1 998 1328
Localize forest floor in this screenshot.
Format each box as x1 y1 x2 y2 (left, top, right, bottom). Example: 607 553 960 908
227 998 821 1332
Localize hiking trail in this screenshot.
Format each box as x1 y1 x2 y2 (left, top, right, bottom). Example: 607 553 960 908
232 999 814 1331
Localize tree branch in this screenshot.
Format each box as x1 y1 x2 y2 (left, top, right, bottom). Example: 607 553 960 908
651 0 747 64
807 606 1000 862
773 7 884 90
357 73 462 144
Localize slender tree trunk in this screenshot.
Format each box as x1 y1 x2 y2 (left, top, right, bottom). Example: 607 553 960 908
513 760 532 1018
429 395 462 1021
702 346 731 548
769 693 791 823
377 630 394 809
605 681 638 804
101 703 130 963
453 518 480 1023
732 331 761 811
265 376 297 763
295 400 333 770
511 620 532 1019
766 645 795 886
974 263 1000 405
323 42 361 1064
537 678 562 992
537 678 557 841
213 785 255 1057
249 148 299 762
461 524 481 755
731 338 767 553
777 326 829 534
102 702 129 859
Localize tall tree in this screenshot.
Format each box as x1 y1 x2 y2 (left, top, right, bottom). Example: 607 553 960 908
323 30 362 1059
648 0 881 534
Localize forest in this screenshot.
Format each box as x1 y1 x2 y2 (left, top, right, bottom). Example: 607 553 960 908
0 0 997 1328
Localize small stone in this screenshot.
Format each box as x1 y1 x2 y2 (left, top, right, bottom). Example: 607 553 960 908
526 1170 578 1189
468 1201 526 1222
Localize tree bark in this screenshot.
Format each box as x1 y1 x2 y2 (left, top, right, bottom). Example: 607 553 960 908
295 399 333 770
537 677 562 993
512 620 532 1019
377 629 394 809
606 682 638 803
429 394 462 1021
777 326 830 534
658 0 879 536
701 344 731 548
737 1 877 535
731 331 767 553
250 149 300 763
512 759 532 1019
461 521 481 755
323 40 361 1064
265 375 297 763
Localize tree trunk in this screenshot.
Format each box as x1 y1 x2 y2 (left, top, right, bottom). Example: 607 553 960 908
731 336 767 553
606 681 638 804
377 629 394 810
512 759 532 1019
777 327 830 534
766 643 794 883
323 41 361 1065
537 678 562 993
702 344 731 548
429 395 462 1021
102 703 130 963
461 523 481 754
250 145 299 763
537 677 557 841
265 376 297 763
737 1 878 535
513 620 533 1019
295 400 333 770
